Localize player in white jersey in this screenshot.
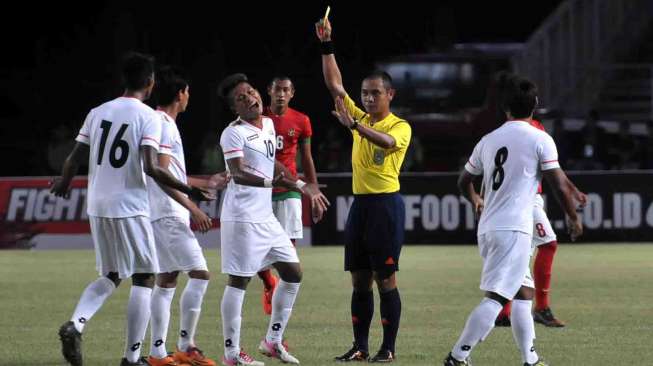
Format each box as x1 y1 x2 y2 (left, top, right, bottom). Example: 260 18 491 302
51 53 213 366
443 73 583 366
215 73 329 366
146 66 228 366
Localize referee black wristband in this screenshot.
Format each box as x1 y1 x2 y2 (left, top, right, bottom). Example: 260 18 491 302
320 41 334 55
350 120 359 130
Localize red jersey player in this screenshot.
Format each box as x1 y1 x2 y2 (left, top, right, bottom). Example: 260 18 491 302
257 76 318 315
496 119 587 328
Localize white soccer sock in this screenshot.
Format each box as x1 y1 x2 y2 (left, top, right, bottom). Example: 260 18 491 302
150 286 176 358
70 277 116 333
221 286 245 359
124 286 152 362
265 280 301 344
178 278 209 352
451 298 503 361
266 280 300 344
511 299 539 364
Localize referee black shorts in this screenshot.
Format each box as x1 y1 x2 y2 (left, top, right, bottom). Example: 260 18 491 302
344 192 405 277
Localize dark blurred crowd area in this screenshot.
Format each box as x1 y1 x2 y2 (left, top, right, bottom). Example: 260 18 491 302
6 2 648 178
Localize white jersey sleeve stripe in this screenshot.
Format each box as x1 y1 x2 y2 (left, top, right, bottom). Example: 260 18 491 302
76 134 90 145
141 136 160 150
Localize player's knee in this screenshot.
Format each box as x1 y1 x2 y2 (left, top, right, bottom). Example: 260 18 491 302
485 291 510 305
280 267 303 283
374 272 397 292
156 272 179 288
514 286 534 300
189 270 210 281
106 272 121 287
227 275 250 290
132 273 155 288
351 271 374 291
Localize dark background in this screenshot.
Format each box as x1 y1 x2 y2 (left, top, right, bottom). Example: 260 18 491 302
0 1 562 176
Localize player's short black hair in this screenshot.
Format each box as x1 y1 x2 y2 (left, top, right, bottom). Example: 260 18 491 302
154 66 188 106
363 70 393 90
217 73 249 107
268 75 294 90
496 71 538 119
120 52 155 91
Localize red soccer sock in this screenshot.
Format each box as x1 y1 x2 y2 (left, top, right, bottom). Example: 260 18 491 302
534 241 557 311
498 301 512 318
257 269 276 290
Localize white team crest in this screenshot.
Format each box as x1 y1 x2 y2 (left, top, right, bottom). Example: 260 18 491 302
288 128 295 137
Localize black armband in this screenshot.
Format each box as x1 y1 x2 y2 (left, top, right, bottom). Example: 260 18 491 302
320 41 334 55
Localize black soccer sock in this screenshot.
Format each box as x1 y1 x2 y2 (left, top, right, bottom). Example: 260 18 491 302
351 290 374 352
379 288 401 353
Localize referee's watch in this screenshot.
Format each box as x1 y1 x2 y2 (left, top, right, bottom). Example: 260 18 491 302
350 120 359 130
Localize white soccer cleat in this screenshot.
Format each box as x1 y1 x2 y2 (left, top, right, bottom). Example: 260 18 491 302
221 350 265 366
259 339 300 364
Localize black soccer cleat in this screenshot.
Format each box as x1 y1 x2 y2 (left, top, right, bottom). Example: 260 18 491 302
368 349 394 363
443 352 472 366
59 321 83 366
119 357 150 366
334 343 369 362
533 307 565 327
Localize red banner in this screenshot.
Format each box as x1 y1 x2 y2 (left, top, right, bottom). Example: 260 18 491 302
0 177 313 249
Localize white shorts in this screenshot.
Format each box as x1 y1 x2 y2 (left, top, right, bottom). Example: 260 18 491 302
478 230 534 300
152 216 208 273
272 198 303 239
220 220 299 277
532 195 556 247
89 215 159 279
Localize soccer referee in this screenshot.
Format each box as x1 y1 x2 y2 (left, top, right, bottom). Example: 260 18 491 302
316 18 411 363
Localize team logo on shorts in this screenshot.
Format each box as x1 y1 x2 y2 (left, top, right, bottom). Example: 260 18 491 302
373 149 385 165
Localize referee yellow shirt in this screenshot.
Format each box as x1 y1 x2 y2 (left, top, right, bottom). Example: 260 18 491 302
344 94 411 194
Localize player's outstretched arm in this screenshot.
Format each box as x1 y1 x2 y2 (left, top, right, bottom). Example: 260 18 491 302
50 142 89 198
226 156 278 188
543 168 583 240
457 169 484 218
315 18 346 100
187 172 230 191
299 142 318 185
153 154 213 232
142 145 214 202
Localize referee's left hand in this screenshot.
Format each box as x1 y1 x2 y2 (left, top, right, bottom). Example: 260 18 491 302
332 97 355 129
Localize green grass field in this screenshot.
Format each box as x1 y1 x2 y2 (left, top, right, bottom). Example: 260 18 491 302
2 244 652 365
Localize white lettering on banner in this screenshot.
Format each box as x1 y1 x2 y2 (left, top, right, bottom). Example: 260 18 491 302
332 192 651 232
35 189 56 221
441 195 460 230
421 195 439 230
646 201 653 227
583 193 603 229
54 189 80 220
7 188 28 221
622 193 641 228
613 193 622 228
404 195 421 230
6 188 88 222
336 196 354 231
460 197 475 230
24 189 37 221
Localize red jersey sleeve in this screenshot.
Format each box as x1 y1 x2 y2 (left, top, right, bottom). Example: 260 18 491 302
300 115 312 142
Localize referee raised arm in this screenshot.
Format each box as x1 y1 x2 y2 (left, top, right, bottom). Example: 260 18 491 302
316 17 411 363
